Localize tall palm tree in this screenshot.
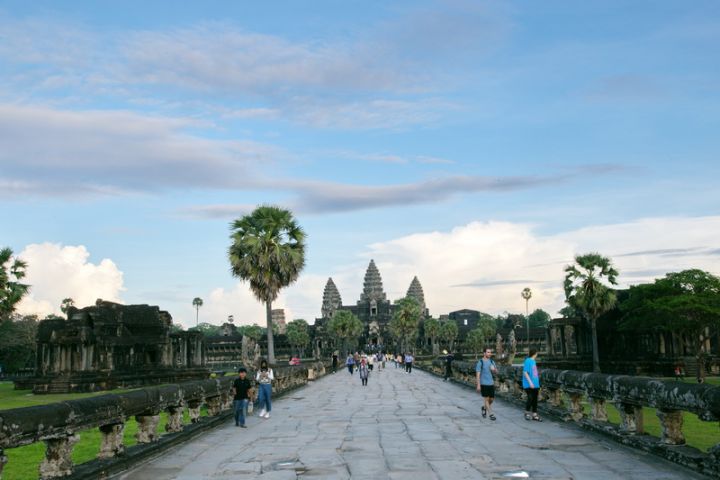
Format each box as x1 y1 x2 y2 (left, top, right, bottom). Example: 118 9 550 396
228 205 306 364
521 287 532 352
328 310 363 355
564 252 619 373
0 247 29 322
424 317 440 355
389 297 422 353
192 297 203 327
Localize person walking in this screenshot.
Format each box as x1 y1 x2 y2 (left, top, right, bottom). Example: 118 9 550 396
404 352 414 373
443 350 454 381
332 352 338 373
359 356 369 386
523 348 542 422
353 351 360 371
476 348 498 421
346 353 355 374
256 359 274 419
368 353 375 372
232 367 253 427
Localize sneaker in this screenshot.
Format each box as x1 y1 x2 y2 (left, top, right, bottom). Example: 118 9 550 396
258 409 266 418
481 406 487 418
240 424 247 428
489 414 496 421
264 412 271 419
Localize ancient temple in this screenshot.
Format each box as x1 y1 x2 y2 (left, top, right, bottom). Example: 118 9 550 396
18 300 209 393
316 260 428 348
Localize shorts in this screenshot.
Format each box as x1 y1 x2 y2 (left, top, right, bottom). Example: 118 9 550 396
480 384 495 398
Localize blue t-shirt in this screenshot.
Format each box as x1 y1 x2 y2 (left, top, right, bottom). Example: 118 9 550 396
522 357 540 389
475 358 496 386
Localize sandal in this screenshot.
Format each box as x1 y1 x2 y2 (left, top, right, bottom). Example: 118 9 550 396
481 406 487 418
532 415 543 422
489 414 496 421
524 413 531 421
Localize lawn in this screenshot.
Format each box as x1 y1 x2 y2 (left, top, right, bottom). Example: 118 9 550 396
0 383 197 480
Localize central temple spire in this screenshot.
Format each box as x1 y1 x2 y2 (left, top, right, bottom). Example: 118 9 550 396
360 259 386 302
321 277 342 318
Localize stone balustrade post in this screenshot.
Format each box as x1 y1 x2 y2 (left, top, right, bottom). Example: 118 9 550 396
617 403 644 434
188 400 202 423
308 367 316 380
135 414 160 443
548 388 564 408
588 397 608 422
221 391 232 411
97 423 125 459
165 406 184 433
656 409 685 445
206 395 222 416
0 448 7 477
567 393 584 422
39 433 79 479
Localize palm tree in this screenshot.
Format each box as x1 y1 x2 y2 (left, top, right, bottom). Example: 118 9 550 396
328 310 363 355
192 297 203 327
0 247 29 322
439 321 459 351
60 298 75 315
389 297 422 353
228 205 306 364
521 287 532 352
564 252 619 373
424 317 440 355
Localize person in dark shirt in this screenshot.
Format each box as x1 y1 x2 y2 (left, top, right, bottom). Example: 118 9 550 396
443 350 454 381
232 367 254 428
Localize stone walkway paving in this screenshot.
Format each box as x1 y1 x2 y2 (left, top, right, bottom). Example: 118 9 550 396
118 364 709 479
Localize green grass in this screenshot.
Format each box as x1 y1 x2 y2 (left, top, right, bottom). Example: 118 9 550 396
0 383 201 480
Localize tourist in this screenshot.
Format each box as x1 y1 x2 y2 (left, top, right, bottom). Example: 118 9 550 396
346 353 355 374
404 352 414 373
232 367 253 428
395 353 402 368
332 351 338 373
380 352 386 370
523 348 541 421
359 356 369 386
354 351 360 371
256 359 274 419
289 356 301 366
476 348 498 421
443 350 454 381
368 353 375 372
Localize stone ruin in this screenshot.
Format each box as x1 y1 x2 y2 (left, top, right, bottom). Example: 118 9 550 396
15 300 209 393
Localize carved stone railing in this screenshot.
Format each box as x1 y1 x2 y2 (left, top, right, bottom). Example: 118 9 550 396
0 361 327 480
427 359 720 478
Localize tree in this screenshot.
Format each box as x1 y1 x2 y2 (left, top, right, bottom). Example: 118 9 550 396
389 297 422 353
0 248 30 322
228 205 306 364
558 305 580 318
466 329 486 359
60 298 75 315
286 319 310 357
564 252 619 373
619 269 720 380
239 324 263 341
328 310 363 355
192 297 203 327
439 321 459 351
423 317 440 355
0 314 38 372
527 309 551 328
189 322 221 337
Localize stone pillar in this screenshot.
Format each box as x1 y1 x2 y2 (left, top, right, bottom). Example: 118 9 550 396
165 406 184 433
97 423 125 459
135 414 160 443
567 393 584 422
0 448 7 477
39 434 79 479
657 409 685 445
548 388 564 408
308 367 316 380
188 400 202 423
617 403 644 434
589 397 608 422
206 396 222 416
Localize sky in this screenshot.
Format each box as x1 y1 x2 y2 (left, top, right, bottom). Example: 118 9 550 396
1 1 719 328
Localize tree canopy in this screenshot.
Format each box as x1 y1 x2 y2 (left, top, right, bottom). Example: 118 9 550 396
328 310 363 353
0 314 38 372
439 320 459 350
389 297 423 352
527 309 552 328
286 319 310 357
0 248 30 322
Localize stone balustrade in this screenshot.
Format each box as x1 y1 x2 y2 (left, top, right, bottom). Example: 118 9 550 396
0 361 327 480
428 358 720 477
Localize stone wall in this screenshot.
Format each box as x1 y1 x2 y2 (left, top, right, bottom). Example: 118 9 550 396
426 358 720 478
0 361 327 479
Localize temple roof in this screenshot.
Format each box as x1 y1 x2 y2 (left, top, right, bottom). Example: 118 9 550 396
360 259 387 303
321 277 343 318
406 276 426 311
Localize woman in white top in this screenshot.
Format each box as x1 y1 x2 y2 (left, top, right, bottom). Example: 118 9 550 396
256 359 274 419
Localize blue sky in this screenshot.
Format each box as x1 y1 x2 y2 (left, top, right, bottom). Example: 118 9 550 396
2 1 719 326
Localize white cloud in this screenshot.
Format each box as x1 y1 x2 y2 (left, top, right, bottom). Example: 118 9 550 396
16 243 125 316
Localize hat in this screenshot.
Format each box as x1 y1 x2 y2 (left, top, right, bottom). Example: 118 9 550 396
238 367 247 373
442 350 448 355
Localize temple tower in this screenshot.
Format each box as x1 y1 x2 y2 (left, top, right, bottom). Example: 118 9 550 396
360 260 387 303
406 276 426 312
321 277 343 318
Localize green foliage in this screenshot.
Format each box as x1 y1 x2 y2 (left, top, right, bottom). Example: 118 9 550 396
619 270 720 372
228 205 306 363
286 319 310 356
495 312 525 330
465 329 486 358
0 247 30 322
188 322 221 337
558 305 580 318
439 320 458 349
389 297 422 352
238 324 263 341
477 316 496 339
527 309 551 328
423 317 440 354
0 315 38 372
328 310 363 353
564 252 619 373
60 298 74 314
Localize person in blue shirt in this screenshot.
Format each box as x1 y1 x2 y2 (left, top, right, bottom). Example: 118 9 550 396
475 348 498 420
346 353 355 375
522 348 542 421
